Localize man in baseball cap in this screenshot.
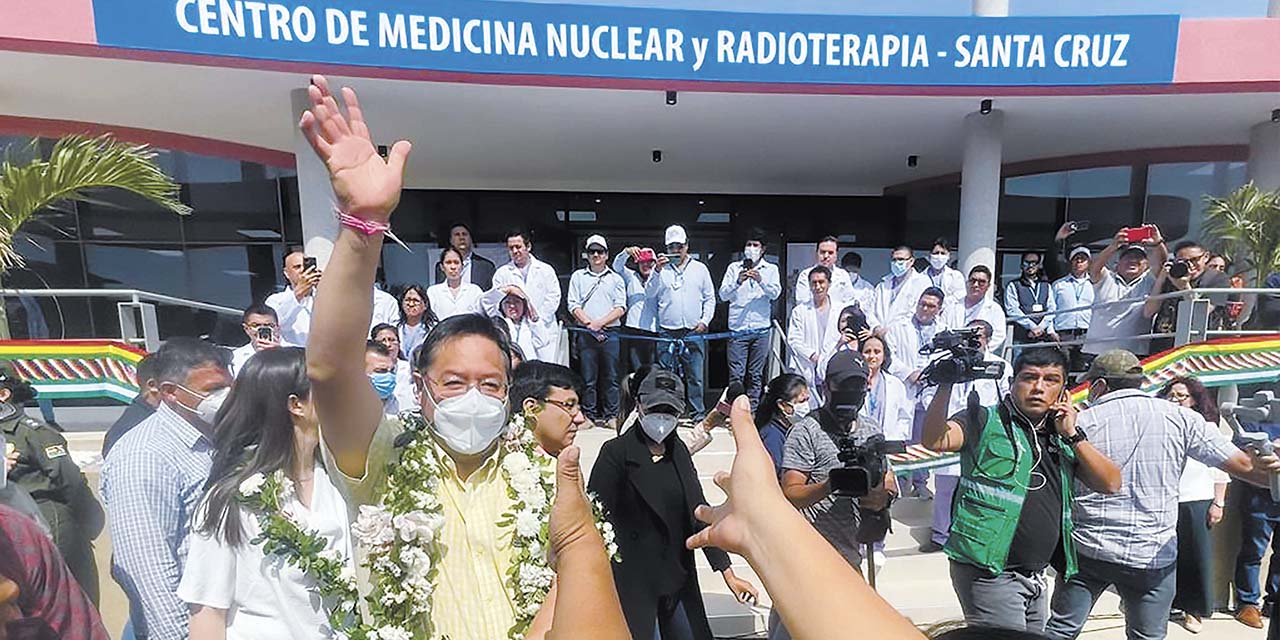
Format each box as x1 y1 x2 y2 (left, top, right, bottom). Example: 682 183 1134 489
651 224 716 419
1052 245 1095 373
568 233 627 431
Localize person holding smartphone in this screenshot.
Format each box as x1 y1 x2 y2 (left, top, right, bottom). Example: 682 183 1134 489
229 303 283 377
1082 225 1167 359
266 248 321 347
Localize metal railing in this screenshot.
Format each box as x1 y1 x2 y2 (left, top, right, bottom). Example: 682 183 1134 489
1 288 241 352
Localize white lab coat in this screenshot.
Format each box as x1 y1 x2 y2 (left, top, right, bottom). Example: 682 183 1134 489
265 288 313 348
490 255 563 362
871 270 931 334
962 296 1009 356
795 264 855 308
427 282 484 320
923 266 968 328
884 316 951 405
371 288 401 329
393 359 419 413
785 301 843 409
860 371 914 443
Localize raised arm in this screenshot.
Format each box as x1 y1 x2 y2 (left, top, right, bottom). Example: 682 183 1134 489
1090 230 1126 284
922 383 965 452
299 75 412 477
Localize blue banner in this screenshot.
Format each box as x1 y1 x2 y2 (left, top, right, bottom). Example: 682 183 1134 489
91 0 1180 86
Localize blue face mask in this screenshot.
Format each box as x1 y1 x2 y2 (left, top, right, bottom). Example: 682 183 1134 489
369 371 397 400
890 259 911 277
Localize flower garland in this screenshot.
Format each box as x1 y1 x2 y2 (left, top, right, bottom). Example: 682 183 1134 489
236 410 618 640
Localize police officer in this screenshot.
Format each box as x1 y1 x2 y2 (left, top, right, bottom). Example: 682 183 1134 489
1 368 104 604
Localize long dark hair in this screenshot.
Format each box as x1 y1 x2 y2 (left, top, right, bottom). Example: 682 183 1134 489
399 283 436 328
756 373 808 430
198 347 311 546
1159 376 1220 424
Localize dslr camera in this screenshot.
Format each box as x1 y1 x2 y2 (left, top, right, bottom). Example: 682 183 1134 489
1168 259 1191 280
919 327 1005 386
828 432 907 498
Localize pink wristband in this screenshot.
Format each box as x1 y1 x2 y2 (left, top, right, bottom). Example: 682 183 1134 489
336 210 390 236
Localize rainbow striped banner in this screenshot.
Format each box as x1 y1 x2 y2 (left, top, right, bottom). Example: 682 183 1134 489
0 340 145 403
895 334 1280 472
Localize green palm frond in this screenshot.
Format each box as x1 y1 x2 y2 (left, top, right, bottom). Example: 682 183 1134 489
0 134 191 272
1202 181 1280 287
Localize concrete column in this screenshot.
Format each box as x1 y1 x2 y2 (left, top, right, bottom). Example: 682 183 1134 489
1248 119 1280 191
972 0 1010 17
1270 0 1280 18
958 110 1004 278
290 88 339 268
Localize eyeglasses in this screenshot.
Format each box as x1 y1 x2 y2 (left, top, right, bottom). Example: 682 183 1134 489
1166 391 1192 402
968 278 990 286
667 243 685 251
1022 260 1041 267
543 397 582 416
246 322 278 330
587 249 607 256
403 299 423 306
427 377 507 399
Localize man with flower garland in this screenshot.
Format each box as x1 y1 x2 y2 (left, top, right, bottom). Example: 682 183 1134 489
300 76 566 639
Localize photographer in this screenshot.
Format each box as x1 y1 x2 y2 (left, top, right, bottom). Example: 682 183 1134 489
885 287 950 498
777 351 897 639
229 304 283 377
1143 239 1233 353
921 347 1120 633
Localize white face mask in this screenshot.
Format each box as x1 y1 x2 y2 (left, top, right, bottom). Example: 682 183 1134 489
426 387 509 455
929 254 949 270
640 412 679 443
744 246 762 262
174 384 228 426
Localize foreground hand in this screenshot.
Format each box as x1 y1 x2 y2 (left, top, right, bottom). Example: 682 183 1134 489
548 446 601 567
4 449 17 474
298 75 411 221
1246 440 1280 474
722 569 759 605
686 396 787 558
694 322 708 333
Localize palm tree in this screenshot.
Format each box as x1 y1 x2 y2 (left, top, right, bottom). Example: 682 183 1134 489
1202 181 1280 287
0 135 191 336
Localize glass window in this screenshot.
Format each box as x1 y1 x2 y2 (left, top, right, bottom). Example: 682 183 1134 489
180 178 284 242
1001 167 1132 249
1145 162 1247 246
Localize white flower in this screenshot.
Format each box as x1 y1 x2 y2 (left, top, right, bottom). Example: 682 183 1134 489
519 485 548 510
238 472 267 497
518 564 555 591
352 505 396 548
503 451 532 475
376 625 412 640
410 490 441 510
339 565 356 588
509 467 540 495
515 510 542 539
279 475 295 499
400 545 433 581
394 510 443 544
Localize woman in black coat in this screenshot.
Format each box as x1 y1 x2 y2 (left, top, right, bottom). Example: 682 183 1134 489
588 367 758 640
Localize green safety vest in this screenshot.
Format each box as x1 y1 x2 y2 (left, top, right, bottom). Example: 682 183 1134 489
944 403 1079 579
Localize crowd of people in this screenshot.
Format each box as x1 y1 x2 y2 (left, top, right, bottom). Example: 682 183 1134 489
4 76 1280 640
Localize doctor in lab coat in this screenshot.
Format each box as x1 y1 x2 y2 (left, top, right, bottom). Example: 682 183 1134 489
488 229 563 363
786 265 843 409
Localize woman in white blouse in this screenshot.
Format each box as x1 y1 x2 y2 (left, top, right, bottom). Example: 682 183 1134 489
427 247 484 320
179 347 351 640
396 284 434 361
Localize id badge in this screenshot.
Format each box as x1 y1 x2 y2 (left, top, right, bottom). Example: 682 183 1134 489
1031 304 1045 313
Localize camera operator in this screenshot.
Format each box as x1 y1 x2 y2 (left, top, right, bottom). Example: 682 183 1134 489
1143 239 1233 353
229 304 283 377
919 320 1012 553
921 347 1121 633
777 351 898 640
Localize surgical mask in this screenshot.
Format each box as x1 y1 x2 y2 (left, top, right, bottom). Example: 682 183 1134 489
174 383 228 425
640 412 679 443
426 386 509 455
744 246 762 262
890 259 910 277
369 371 397 401
928 254 949 270
783 400 811 422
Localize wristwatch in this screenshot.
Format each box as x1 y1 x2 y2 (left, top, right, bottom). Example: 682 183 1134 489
1063 428 1089 447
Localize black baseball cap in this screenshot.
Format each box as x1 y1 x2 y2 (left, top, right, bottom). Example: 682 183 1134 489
825 350 869 392
638 368 685 415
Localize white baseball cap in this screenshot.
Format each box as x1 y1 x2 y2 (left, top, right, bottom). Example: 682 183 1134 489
1069 246 1092 260
585 234 608 251
664 225 688 246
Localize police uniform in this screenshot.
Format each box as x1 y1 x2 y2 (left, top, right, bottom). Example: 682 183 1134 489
2 402 105 604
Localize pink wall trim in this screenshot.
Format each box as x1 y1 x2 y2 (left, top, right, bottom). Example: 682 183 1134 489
1174 19 1280 83
0 115 296 168
0 0 95 45
886 145 1250 193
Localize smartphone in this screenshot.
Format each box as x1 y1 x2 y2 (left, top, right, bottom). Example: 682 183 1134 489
662 253 682 261
256 326 274 341
1124 225 1156 243
1069 220 1091 232
741 257 754 269
303 256 318 272
636 248 656 263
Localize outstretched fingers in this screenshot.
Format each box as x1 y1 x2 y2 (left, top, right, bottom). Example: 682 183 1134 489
297 111 332 159
385 139 413 177
342 87 372 141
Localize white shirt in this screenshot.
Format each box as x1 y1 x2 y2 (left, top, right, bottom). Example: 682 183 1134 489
504 317 553 362
646 257 716 331
871 270 931 333
785 299 843 408
963 296 1008 356
398 322 427 362
884 315 950 403
612 251 658 332
393 359 418 413
371 288 400 330
1084 268 1155 355
265 288 313 348
567 267 627 327
1052 273 1095 332
490 255 563 361
925 266 967 328
720 259 782 331
1178 459 1230 503
178 458 351 640
229 344 257 378
427 282 484 320
846 271 877 316
795 264 856 308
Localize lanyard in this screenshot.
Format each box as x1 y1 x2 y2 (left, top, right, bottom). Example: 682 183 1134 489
865 375 885 425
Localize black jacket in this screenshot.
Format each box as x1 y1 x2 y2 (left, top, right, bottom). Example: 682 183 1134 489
588 425 731 640
434 251 497 291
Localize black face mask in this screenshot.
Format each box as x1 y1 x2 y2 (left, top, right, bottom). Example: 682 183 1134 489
823 389 866 430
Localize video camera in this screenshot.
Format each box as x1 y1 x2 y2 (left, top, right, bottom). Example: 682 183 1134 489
1222 390 1280 502
918 327 1006 387
828 432 908 498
